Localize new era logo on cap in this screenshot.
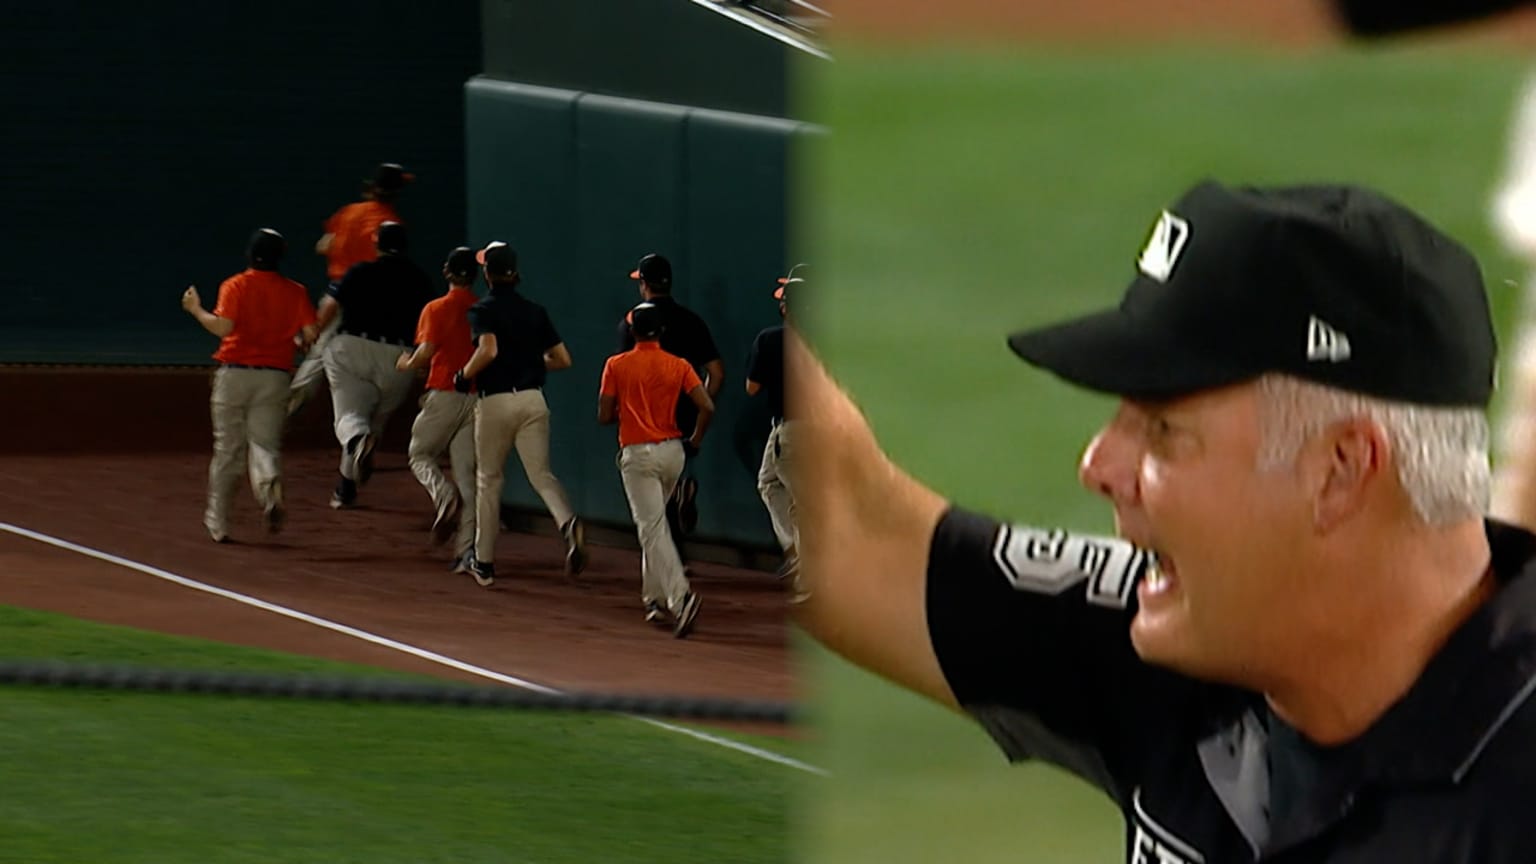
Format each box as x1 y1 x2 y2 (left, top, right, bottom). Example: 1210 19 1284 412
1137 210 1190 283
1306 316 1351 363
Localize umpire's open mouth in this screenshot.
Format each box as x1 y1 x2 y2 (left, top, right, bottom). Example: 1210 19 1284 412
1139 551 1178 605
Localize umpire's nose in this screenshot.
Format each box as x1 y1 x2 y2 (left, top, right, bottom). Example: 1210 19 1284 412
1078 403 1142 508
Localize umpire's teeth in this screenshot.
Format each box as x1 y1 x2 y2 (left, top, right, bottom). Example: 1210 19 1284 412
1145 554 1165 589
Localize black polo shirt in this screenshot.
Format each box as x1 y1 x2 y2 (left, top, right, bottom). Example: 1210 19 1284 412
926 509 1536 863
746 325 784 422
616 295 721 369
617 295 721 434
331 254 435 345
468 287 561 395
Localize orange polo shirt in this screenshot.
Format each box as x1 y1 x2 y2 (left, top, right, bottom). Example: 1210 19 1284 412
600 341 703 448
415 286 478 392
211 269 317 371
323 200 400 282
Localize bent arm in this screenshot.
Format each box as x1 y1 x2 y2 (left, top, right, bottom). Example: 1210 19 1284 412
545 343 573 371
462 333 498 378
786 328 957 708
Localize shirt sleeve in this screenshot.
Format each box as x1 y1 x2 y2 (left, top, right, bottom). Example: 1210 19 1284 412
330 263 363 303
415 303 436 347
926 506 1192 799
680 361 702 394
691 317 722 367
211 277 240 321
616 316 635 354
746 331 767 384
293 283 317 330
468 302 490 339
599 358 617 398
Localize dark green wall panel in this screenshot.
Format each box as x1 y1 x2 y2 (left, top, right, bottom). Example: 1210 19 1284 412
465 77 820 547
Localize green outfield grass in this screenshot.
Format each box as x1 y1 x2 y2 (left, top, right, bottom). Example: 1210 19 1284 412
0 605 794 863
799 40 1534 863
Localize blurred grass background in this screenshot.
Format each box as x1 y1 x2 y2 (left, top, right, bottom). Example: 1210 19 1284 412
796 39 1533 863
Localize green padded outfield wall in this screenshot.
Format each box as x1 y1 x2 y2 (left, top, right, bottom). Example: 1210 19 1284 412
2 0 480 364
465 77 822 547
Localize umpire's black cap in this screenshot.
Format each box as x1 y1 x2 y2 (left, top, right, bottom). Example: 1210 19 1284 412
1006 180 1497 407
246 228 286 270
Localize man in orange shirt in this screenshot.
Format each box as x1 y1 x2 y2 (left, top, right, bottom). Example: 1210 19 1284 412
599 302 715 638
396 247 480 565
289 162 414 418
181 228 317 543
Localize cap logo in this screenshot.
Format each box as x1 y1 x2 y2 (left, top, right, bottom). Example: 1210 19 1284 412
1137 210 1190 283
1306 316 1351 363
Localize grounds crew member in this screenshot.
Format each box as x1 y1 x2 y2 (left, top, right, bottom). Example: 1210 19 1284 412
396 246 480 564
182 228 316 543
599 301 714 638
456 241 586 587
747 264 801 600
315 220 435 509
618 253 723 544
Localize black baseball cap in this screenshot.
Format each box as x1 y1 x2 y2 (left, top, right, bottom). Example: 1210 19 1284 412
476 241 518 277
444 246 478 281
372 162 414 193
247 228 285 269
1007 180 1497 407
376 221 407 254
628 302 665 338
630 253 672 285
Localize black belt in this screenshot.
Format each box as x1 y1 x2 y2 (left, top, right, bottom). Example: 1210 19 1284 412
339 330 412 348
479 386 542 398
222 363 288 374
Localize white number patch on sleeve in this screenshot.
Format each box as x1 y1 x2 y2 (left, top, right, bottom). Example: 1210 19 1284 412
990 523 1147 609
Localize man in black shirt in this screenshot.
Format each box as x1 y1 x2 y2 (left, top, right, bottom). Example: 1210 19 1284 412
455 241 586 587
618 253 723 541
790 180 1536 862
747 264 799 599
315 221 435 509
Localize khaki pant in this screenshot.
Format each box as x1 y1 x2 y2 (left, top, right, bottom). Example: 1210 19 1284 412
619 439 691 611
288 315 341 411
474 389 575 563
323 333 414 479
205 366 289 536
408 389 478 556
757 420 797 553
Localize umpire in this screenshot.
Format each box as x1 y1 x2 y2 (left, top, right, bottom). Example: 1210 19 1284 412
618 252 724 542
314 220 435 509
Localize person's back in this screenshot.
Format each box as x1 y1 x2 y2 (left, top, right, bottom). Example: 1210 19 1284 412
335 254 435 343
604 343 697 448
213 269 313 371
472 289 556 394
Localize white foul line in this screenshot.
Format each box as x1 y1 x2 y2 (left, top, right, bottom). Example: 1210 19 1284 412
0 521 826 776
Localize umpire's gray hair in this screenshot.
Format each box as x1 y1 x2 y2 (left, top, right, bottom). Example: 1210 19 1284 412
1255 374 1490 525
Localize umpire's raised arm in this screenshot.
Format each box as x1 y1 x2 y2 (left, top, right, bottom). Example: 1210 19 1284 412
787 326 956 707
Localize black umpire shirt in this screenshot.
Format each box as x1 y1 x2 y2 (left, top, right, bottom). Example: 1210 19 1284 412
617 294 721 432
469 287 561 395
926 509 1536 863
746 324 784 422
331 254 435 345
